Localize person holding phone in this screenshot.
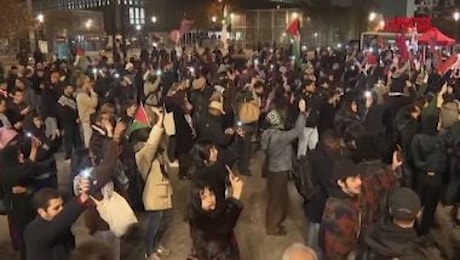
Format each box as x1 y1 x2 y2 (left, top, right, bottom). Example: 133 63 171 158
187 166 244 260
0 135 40 259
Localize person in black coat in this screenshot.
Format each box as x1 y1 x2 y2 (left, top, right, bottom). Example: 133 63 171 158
305 130 344 257
57 85 82 160
23 112 60 190
382 76 416 139
0 138 40 259
24 129 124 260
411 112 446 235
164 88 197 179
190 140 239 214
187 167 244 260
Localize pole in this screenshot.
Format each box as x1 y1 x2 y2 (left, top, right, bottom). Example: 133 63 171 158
221 4 228 50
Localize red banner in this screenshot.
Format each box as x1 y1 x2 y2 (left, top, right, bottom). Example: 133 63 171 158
383 17 432 33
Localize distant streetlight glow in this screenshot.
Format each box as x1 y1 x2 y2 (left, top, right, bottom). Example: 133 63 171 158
212 16 217 23
230 13 234 20
85 19 93 29
135 24 142 31
369 12 377 22
454 11 460 22
37 13 44 23
151 16 157 23
314 32 318 38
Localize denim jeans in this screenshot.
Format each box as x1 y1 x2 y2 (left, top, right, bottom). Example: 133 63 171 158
297 127 319 157
145 209 171 256
307 222 323 259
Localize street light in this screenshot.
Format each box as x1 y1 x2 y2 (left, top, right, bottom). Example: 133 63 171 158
314 32 319 46
135 24 142 31
36 13 44 23
369 12 377 22
85 19 93 29
151 16 157 24
291 12 299 19
211 16 217 23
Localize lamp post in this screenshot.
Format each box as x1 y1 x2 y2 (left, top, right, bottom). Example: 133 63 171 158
454 11 460 42
314 32 318 46
151 16 157 24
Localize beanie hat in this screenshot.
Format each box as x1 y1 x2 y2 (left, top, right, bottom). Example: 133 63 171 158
0 128 18 150
266 110 283 128
332 159 360 181
389 187 421 221
440 102 459 129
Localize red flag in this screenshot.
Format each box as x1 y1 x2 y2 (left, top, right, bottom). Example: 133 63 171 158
286 19 300 37
437 55 458 75
396 32 409 62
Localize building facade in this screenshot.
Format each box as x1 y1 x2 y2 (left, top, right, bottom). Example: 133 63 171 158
33 0 146 35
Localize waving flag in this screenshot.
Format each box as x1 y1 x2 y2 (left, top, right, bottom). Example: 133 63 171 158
437 55 458 76
126 103 151 138
286 18 301 69
396 32 409 62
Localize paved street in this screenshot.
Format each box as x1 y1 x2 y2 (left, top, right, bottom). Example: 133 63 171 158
0 151 306 259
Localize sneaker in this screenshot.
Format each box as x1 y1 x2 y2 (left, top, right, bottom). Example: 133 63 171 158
169 160 179 168
156 245 171 257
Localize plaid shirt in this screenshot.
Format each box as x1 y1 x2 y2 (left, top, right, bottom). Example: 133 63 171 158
321 164 399 259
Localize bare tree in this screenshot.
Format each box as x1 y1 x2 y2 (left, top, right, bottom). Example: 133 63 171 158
0 0 35 39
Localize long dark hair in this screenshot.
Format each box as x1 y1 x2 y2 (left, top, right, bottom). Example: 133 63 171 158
190 141 215 168
187 180 217 221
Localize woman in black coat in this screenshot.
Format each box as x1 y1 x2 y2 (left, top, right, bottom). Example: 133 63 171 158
190 140 239 214
0 138 40 259
164 88 196 179
187 167 244 260
23 112 60 190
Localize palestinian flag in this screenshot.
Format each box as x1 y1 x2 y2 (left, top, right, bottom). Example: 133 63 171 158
126 103 151 138
286 18 301 69
437 55 458 76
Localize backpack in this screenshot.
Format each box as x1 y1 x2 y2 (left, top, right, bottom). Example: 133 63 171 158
291 154 317 201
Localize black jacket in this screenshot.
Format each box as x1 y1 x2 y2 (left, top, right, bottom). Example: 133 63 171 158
189 197 243 260
305 143 337 223
362 218 437 259
40 83 62 119
24 199 82 260
197 113 234 149
57 94 79 128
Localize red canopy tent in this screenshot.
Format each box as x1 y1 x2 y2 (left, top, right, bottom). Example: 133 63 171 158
417 28 455 45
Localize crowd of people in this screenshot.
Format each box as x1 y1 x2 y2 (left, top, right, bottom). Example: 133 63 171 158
0 40 459 260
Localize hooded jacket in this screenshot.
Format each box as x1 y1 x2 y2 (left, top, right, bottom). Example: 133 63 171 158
362 218 437 259
411 113 447 174
261 114 305 172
